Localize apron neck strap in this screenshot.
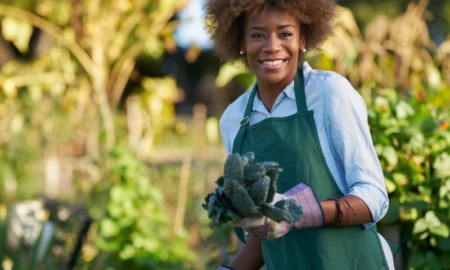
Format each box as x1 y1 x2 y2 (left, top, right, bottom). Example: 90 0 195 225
232 83 257 154
294 67 307 113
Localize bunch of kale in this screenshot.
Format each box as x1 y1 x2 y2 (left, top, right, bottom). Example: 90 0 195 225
202 152 303 227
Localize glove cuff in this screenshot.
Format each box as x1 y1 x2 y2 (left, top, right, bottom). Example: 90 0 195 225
283 183 325 228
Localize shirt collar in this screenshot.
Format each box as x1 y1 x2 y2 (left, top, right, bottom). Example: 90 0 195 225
253 80 294 113
302 61 313 86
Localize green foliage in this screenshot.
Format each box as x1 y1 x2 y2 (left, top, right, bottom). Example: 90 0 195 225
368 88 450 269
0 1 189 267
203 152 303 227
92 145 194 269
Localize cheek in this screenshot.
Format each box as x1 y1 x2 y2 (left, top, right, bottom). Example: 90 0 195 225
245 46 259 62
289 44 301 57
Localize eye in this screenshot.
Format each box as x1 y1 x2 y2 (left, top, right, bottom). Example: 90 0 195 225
280 32 293 38
250 33 264 39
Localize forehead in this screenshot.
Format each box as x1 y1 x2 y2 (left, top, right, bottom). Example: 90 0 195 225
244 5 299 29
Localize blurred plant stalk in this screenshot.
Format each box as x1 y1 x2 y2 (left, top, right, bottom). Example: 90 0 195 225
0 0 187 151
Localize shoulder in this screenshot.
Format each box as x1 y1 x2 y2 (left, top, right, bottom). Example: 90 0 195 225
303 63 366 114
219 89 252 154
307 68 365 110
306 67 355 94
219 90 252 129
219 88 251 140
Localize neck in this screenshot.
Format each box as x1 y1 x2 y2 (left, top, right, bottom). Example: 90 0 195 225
257 81 289 112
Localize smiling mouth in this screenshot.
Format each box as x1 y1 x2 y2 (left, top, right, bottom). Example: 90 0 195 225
260 59 287 66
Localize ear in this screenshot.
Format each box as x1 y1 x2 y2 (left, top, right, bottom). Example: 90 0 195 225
299 33 306 51
240 40 246 54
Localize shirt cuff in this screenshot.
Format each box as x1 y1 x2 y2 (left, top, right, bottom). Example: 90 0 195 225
349 186 389 229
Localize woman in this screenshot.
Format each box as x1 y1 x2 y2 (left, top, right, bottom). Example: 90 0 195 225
203 0 394 269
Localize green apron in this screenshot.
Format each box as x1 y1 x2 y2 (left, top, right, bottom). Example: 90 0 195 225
232 68 389 269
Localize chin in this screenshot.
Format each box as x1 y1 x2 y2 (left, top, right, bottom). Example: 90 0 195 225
257 70 291 84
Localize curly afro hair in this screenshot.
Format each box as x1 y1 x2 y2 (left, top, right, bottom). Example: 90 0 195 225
203 0 336 62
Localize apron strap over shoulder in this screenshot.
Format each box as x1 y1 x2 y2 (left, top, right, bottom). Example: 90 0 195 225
232 84 257 154
294 66 308 113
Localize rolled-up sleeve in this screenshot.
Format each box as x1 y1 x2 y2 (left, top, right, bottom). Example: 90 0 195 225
324 75 389 228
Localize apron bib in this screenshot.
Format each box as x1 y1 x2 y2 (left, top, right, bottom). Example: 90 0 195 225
232 68 389 270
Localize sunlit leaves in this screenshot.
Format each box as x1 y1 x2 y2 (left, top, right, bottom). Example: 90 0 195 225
215 62 253 89
35 0 71 25
369 86 450 268
381 146 398 168
438 179 450 209
413 211 449 239
9 114 24 134
1 78 18 98
141 76 178 117
434 153 450 178
99 218 120 238
143 36 165 59
1 17 33 53
395 100 414 119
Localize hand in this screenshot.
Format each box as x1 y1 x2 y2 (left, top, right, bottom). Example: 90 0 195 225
243 217 269 239
238 192 288 238
233 215 266 228
246 183 325 240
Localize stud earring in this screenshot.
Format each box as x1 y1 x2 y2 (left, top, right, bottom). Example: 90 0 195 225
302 48 307 53
240 50 245 56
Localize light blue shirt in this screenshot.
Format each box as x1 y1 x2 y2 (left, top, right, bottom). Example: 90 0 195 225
219 62 389 228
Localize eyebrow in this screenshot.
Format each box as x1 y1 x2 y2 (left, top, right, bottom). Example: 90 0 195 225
248 24 297 31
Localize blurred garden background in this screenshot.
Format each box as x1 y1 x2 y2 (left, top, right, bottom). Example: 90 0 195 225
0 0 449 269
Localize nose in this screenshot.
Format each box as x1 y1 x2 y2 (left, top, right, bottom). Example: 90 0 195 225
263 34 281 53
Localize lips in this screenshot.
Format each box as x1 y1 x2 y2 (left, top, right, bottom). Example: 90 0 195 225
260 59 288 68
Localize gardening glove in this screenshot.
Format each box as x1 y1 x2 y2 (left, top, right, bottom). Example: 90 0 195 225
246 183 324 240
243 193 289 239
233 193 288 228
268 183 324 239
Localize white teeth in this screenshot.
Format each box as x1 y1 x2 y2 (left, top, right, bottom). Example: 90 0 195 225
262 60 283 66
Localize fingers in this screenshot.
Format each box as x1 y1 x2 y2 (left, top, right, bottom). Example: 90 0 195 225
245 218 269 240
268 221 291 240
233 216 266 228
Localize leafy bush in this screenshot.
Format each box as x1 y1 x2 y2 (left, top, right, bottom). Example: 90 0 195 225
90 145 194 269
368 88 450 269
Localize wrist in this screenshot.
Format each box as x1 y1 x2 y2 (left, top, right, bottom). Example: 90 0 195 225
321 199 341 226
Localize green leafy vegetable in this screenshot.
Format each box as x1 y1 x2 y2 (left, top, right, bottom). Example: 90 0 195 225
202 152 304 227
224 179 260 217
223 153 244 183
249 175 271 205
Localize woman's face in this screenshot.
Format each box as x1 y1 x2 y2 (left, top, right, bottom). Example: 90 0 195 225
242 6 304 88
